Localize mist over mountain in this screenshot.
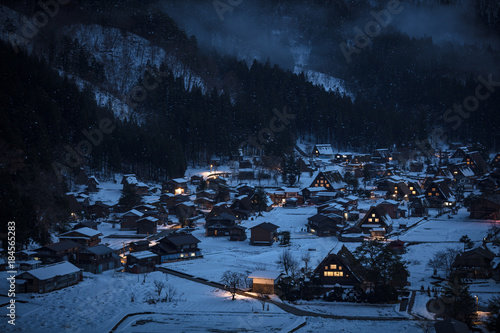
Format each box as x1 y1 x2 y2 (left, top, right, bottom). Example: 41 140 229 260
160 0 500 77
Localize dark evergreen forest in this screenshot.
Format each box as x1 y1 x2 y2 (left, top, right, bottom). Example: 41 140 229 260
1 0 500 247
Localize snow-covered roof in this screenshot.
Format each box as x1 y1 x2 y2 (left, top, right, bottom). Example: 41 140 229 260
88 176 99 184
177 201 195 207
85 245 114 256
128 251 157 260
314 144 334 156
138 216 158 222
172 178 187 184
134 204 156 210
318 192 337 197
124 175 138 185
17 250 37 255
19 261 80 281
59 227 101 238
248 270 281 280
304 187 326 193
123 209 144 217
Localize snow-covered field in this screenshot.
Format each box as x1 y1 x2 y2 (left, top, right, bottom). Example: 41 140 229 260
3 173 499 332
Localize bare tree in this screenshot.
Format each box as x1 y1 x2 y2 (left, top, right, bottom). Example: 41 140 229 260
154 281 166 297
301 252 311 273
428 248 461 278
140 271 149 284
277 249 299 277
221 271 245 301
163 284 178 303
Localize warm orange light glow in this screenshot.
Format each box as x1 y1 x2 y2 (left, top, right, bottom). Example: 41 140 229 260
175 188 184 195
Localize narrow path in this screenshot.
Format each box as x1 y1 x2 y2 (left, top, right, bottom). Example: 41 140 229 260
157 266 418 322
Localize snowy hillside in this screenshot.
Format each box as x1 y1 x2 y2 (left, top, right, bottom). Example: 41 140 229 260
63 24 206 95
0 5 206 120
294 66 352 97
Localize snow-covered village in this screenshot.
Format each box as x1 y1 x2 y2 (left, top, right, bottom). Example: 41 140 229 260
2 1 500 332
2 143 500 332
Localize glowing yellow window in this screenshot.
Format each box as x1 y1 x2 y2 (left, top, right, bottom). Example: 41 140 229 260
436 193 439 196
410 187 414 191
432 188 436 191
325 183 330 187
325 266 328 270
372 214 375 217
375 218 379 222
412 191 416 195
333 272 343 277
428 192 432 196
338 266 342 270
368 218 373 222
324 271 334 277
330 264 337 269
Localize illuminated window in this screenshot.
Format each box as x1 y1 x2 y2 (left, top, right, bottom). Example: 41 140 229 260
436 193 439 196
368 218 373 222
372 213 375 217
325 266 328 270
320 180 324 184
432 188 436 192
324 271 334 277
394 186 398 190
409 187 413 191
325 183 330 187
315 184 318 187
412 191 416 195
394 190 398 194
333 272 343 277
375 218 379 223
330 264 337 269
338 266 342 270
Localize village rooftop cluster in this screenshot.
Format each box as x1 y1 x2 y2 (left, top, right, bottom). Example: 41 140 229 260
2 143 500 331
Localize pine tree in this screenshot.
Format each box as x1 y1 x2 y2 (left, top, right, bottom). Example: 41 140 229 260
118 186 142 211
252 187 268 216
281 155 300 186
441 278 477 328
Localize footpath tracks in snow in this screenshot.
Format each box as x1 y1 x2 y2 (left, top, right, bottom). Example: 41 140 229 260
155 267 422 322
108 266 431 332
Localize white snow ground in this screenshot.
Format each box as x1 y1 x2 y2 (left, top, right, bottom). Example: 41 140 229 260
2 175 499 332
